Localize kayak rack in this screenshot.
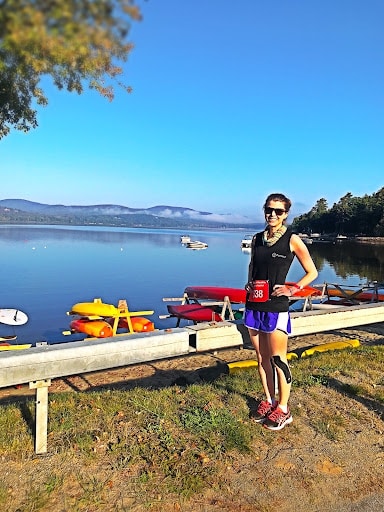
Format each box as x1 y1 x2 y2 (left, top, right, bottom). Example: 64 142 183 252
161 290 244 326
66 298 155 337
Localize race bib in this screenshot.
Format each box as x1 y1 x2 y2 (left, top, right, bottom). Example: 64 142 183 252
248 280 269 302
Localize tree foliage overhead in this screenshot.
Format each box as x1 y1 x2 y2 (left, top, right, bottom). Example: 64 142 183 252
291 187 384 237
0 0 142 138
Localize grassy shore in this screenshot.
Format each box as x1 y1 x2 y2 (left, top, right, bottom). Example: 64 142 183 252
0 342 383 512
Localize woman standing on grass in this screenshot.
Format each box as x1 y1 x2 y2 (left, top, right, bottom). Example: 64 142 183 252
244 193 318 431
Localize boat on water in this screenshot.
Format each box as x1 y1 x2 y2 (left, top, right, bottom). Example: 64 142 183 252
180 235 191 244
297 233 313 245
185 240 208 249
241 234 253 248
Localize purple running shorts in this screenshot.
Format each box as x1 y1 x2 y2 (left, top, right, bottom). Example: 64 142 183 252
243 310 291 334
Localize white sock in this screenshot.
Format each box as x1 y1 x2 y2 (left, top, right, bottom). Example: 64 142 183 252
279 404 288 413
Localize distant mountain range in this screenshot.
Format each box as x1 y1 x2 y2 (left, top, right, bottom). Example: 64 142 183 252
0 199 261 229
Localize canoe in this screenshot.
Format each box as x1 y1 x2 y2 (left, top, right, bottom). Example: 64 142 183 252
70 318 113 338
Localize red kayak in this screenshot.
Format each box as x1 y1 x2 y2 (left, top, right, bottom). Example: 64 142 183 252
167 304 222 322
184 284 321 302
184 286 247 303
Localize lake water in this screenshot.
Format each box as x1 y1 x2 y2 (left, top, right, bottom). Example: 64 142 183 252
1 225 383 344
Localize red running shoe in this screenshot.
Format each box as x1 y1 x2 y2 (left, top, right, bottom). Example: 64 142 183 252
263 406 293 431
250 400 274 423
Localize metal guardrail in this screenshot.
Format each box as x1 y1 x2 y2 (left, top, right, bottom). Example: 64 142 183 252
0 329 191 453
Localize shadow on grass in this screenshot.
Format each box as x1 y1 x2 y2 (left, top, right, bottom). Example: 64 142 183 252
324 376 384 421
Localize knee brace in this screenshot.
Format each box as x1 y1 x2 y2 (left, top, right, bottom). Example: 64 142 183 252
271 355 292 384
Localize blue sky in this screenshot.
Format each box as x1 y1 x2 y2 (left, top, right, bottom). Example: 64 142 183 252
1 0 383 223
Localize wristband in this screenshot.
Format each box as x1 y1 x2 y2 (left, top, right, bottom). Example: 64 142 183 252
290 283 303 291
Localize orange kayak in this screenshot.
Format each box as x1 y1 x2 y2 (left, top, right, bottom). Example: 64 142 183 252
327 288 384 302
117 316 155 332
70 319 113 338
285 282 323 298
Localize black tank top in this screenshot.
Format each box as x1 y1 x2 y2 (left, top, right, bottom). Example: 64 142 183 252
246 229 294 312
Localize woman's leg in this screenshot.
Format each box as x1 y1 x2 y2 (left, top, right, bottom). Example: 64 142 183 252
248 328 274 401
268 329 291 407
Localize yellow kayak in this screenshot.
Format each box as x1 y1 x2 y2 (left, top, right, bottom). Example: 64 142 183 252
0 343 32 351
69 299 118 317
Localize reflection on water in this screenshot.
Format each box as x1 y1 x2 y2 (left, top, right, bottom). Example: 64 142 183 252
310 241 384 283
0 225 382 344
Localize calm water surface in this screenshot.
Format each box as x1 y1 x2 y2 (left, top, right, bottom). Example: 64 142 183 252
1 225 383 344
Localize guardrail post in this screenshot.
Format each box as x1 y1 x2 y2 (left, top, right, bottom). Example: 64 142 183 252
29 379 51 454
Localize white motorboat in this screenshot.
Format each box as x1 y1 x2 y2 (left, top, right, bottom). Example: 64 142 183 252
186 240 208 249
297 233 313 244
241 234 253 248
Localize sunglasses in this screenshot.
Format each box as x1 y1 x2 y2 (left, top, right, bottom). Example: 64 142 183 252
264 207 286 216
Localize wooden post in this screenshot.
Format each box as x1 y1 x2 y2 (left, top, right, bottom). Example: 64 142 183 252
29 379 51 454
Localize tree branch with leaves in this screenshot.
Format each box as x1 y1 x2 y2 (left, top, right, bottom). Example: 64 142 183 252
0 0 142 138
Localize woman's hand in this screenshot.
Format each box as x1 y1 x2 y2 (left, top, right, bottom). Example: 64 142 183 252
245 281 254 292
271 284 293 297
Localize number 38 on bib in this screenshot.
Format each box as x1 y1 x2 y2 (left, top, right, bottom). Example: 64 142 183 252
248 280 269 302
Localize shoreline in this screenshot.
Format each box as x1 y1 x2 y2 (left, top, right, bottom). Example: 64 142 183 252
1 223 384 242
